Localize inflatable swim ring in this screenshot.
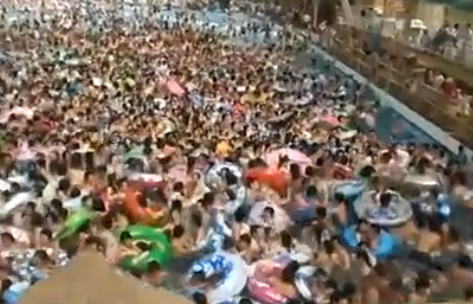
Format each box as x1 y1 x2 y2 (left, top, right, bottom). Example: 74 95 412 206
245 167 288 196
55 208 95 240
119 248 168 273
123 186 168 226
0 179 10 192
206 163 242 189
196 209 232 252
0 192 34 217
2 281 29 304
285 194 317 224
247 259 288 304
121 225 172 261
263 148 312 171
330 180 365 201
0 225 30 244
248 201 291 233
342 225 397 260
401 174 441 195
379 149 410 168
247 257 314 303
187 251 248 304
224 185 247 217
354 190 413 226
333 164 353 180
127 173 165 189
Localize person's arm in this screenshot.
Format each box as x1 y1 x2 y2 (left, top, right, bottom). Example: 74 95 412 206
267 277 298 299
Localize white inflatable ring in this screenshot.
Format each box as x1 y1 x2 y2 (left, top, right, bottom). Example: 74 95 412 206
186 251 248 304
247 201 291 233
247 259 288 304
354 190 413 226
379 149 410 168
205 163 242 188
402 174 440 189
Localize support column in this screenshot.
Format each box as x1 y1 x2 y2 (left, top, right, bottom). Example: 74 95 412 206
340 0 355 26
313 0 318 27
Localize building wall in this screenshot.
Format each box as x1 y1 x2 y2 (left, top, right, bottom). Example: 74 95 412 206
415 1 445 30
445 7 473 25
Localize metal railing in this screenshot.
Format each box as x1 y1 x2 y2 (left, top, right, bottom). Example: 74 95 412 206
320 24 473 149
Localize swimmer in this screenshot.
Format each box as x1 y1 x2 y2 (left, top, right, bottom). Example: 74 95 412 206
142 261 166 286
118 231 139 256
416 215 443 254
171 225 193 255
261 206 275 228
265 260 300 299
187 270 224 293
163 199 183 231
237 233 259 263
231 206 250 241
332 193 349 227
407 273 431 304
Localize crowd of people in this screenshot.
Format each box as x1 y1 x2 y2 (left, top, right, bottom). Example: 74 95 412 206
0 1 473 304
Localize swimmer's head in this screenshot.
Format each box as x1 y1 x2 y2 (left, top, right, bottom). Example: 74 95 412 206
379 192 392 208
262 206 275 221
119 231 132 245
238 234 252 251
192 292 208 304
189 270 207 286
281 260 300 283
172 225 185 239
306 185 318 199
250 225 264 239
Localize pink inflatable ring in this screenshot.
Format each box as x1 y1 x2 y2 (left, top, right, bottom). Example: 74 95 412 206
246 260 287 304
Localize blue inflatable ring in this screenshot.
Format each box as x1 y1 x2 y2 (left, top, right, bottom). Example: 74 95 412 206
186 251 248 304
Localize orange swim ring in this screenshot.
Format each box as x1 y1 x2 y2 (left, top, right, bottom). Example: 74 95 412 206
245 167 288 196
123 186 168 226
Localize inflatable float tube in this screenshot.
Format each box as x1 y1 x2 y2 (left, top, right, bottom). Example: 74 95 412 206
248 201 291 233
206 163 242 189
0 179 10 192
333 164 353 180
436 195 451 222
127 173 165 189
417 194 451 223
119 247 168 273
196 210 232 252
244 167 288 196
0 225 30 245
196 228 227 252
0 192 34 217
121 225 172 261
186 251 248 304
247 258 315 303
342 225 397 260
379 149 410 168
224 185 248 217
402 174 440 191
123 186 168 226
2 281 30 304
288 206 316 225
330 180 365 201
354 190 413 226
55 208 95 240
246 259 287 304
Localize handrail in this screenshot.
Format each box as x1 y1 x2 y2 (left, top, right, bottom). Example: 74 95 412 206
340 26 473 92
325 34 473 149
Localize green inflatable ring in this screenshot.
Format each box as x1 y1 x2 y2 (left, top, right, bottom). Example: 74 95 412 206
118 225 172 268
56 208 95 240
119 248 168 273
